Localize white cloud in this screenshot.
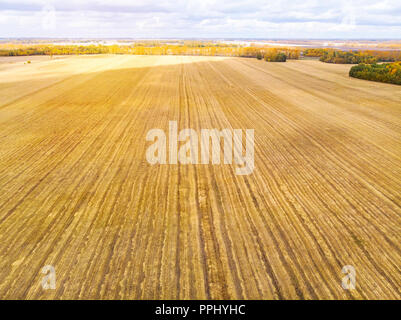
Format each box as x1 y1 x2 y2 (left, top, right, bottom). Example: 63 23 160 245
0 0 400 38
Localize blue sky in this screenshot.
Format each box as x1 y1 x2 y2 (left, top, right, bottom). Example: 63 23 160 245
1 0 401 39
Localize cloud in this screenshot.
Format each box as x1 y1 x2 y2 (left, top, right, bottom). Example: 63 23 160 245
0 0 400 38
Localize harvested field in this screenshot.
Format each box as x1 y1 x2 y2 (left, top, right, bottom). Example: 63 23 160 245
0 55 400 299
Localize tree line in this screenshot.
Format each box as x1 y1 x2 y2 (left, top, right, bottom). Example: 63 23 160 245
0 44 300 62
304 48 401 64
2 44 400 65
349 62 401 85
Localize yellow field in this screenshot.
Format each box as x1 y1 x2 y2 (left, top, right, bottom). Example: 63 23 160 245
0 55 400 299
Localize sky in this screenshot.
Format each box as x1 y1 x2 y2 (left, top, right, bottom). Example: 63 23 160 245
1 0 401 39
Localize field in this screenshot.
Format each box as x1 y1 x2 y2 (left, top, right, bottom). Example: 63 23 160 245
0 55 400 299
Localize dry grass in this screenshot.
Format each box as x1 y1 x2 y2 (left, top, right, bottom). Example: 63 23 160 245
0 55 400 299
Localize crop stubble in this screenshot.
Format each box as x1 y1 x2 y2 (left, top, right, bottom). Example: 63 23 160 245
0 55 400 299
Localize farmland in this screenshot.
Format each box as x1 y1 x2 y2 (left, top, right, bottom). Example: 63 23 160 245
0 55 400 299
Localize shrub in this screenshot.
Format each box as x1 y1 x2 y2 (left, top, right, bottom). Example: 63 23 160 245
349 62 401 85
264 51 287 62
